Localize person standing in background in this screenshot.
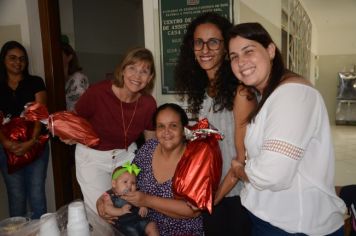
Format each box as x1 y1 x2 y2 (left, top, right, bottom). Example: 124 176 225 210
73 47 157 213
61 37 89 111
61 37 89 199
0 41 49 219
174 12 254 235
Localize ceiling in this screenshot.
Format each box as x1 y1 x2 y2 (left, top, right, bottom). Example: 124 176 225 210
302 0 356 29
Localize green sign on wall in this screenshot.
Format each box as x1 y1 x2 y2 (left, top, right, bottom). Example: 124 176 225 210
159 0 232 94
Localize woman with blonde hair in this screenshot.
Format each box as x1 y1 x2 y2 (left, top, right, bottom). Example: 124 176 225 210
73 47 157 212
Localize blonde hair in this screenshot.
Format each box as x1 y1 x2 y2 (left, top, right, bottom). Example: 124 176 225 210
113 47 156 93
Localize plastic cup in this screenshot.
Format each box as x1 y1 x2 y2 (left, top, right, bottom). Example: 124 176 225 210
39 213 60 235
67 201 90 235
67 201 87 227
39 213 60 236
67 223 90 236
0 216 29 235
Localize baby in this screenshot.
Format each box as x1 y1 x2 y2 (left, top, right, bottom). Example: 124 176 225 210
103 162 158 236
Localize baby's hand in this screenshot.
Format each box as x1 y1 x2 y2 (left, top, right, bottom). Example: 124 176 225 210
122 204 132 214
138 207 147 217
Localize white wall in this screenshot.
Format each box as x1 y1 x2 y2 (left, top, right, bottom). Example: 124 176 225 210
142 0 284 106
0 0 56 220
0 0 29 47
301 1 356 122
318 27 356 56
59 0 75 47
240 0 281 28
61 0 145 84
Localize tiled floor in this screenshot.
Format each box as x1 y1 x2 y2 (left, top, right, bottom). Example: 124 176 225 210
332 125 356 186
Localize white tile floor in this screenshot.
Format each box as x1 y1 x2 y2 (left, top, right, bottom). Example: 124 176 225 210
331 125 356 186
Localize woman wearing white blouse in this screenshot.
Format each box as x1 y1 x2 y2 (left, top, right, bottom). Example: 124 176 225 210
226 22 346 235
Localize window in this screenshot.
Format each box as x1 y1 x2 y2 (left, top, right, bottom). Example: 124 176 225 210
281 0 312 79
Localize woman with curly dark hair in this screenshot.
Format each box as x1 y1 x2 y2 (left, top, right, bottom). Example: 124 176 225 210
174 12 255 235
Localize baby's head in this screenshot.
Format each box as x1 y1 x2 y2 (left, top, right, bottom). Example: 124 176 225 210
112 162 141 196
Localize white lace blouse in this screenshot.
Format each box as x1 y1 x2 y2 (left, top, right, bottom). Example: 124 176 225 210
242 83 346 235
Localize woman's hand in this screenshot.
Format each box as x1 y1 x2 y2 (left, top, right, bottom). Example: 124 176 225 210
4 138 36 156
2 139 18 153
214 169 238 206
121 190 147 207
96 193 118 223
186 201 200 211
14 139 35 156
231 159 249 182
59 138 77 145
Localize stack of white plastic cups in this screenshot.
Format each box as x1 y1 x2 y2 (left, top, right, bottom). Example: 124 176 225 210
67 201 90 236
39 213 60 236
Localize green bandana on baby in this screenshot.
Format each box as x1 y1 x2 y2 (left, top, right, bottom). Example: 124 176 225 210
112 161 141 180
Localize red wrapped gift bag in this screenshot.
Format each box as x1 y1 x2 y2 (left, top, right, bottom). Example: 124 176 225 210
1 117 49 173
23 102 100 147
172 118 223 214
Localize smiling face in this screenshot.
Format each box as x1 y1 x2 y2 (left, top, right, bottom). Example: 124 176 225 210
229 36 275 93
155 108 186 152
122 61 153 94
193 23 226 80
4 48 27 76
112 171 137 195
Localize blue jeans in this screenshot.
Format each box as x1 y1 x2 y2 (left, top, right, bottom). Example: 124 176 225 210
0 143 49 219
248 211 344 236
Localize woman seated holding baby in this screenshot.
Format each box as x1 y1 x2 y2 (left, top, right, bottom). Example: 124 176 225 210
98 103 203 235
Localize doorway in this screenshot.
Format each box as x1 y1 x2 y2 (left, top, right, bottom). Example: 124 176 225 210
38 0 145 209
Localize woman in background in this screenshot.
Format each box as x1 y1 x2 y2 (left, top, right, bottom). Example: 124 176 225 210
0 41 49 219
61 40 89 111
61 39 89 199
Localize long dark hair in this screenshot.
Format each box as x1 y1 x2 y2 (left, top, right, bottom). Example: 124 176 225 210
0 41 30 82
174 12 238 116
228 22 286 122
62 42 82 76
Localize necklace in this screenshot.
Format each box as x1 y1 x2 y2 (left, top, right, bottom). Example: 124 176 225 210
120 98 139 150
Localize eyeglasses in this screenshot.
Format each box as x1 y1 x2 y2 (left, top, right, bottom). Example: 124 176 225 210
193 38 224 51
125 65 151 79
6 55 27 63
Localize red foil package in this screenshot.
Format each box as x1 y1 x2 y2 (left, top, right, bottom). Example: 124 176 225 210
1 117 49 173
24 102 100 147
172 118 223 214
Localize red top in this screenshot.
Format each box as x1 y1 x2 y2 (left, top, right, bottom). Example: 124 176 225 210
75 79 156 151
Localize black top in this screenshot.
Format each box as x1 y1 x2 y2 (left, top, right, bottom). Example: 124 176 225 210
0 75 46 117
